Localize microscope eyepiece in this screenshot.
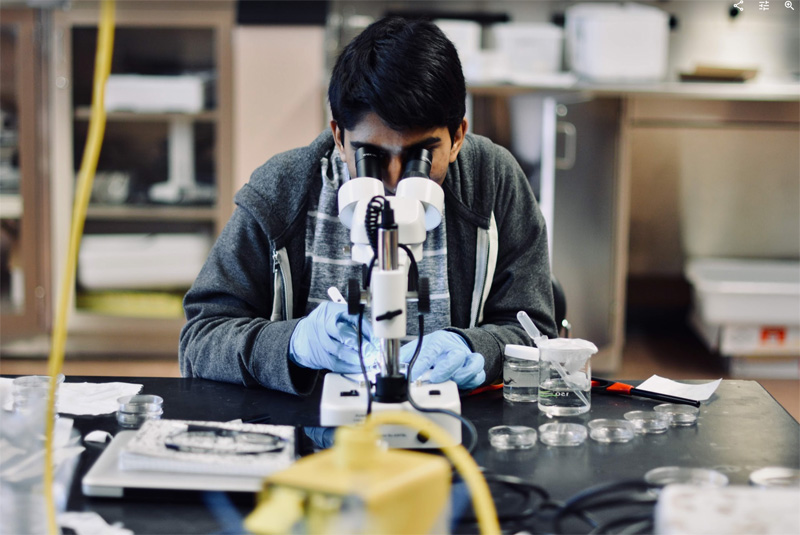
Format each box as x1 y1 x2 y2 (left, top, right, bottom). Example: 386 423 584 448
401 148 433 179
355 146 381 179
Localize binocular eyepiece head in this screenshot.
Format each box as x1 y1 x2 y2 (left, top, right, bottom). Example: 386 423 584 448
354 146 433 180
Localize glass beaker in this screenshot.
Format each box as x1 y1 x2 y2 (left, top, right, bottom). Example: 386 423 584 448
537 338 597 416
503 345 539 402
12 374 65 416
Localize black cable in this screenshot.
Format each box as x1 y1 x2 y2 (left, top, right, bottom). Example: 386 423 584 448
356 304 372 415
480 471 550 502
398 244 419 292
365 196 385 256
406 313 479 455
456 475 542 524
621 518 655 535
588 512 654 535
553 479 658 535
562 479 656 511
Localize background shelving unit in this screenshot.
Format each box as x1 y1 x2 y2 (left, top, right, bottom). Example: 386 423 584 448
0 8 50 340
50 1 233 354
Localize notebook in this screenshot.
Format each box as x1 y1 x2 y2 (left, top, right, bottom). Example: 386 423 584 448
82 420 296 498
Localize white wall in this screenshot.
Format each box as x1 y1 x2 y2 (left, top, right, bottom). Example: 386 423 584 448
232 26 327 194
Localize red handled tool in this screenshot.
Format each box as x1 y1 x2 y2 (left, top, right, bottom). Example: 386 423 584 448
591 378 701 407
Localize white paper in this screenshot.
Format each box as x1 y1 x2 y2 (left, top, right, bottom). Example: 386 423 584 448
0 378 143 415
84 430 113 444
637 375 722 402
59 512 134 535
58 382 143 415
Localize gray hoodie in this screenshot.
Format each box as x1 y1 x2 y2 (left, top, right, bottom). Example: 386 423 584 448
179 130 556 395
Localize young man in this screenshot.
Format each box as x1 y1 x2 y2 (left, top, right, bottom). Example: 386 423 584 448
179 17 556 396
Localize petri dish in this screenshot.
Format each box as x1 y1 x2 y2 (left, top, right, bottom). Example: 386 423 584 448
653 403 699 426
749 467 800 488
644 466 729 487
588 418 635 443
538 422 587 447
117 394 164 428
488 425 538 450
624 410 670 434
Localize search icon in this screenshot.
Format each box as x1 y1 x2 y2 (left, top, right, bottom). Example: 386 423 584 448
787 1 795 9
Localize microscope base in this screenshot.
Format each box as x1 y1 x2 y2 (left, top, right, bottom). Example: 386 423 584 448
320 373 462 449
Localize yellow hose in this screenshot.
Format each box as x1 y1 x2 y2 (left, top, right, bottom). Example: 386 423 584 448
44 1 115 533
363 411 501 535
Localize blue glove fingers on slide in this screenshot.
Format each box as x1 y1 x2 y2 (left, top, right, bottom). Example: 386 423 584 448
400 330 485 389
399 339 436 381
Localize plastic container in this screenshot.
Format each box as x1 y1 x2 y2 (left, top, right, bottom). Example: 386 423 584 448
488 425 538 450
537 338 597 416
588 419 636 443
749 467 800 488
503 344 540 402
538 422 587 447
433 19 481 63
565 3 669 81
78 233 212 290
491 23 564 77
12 374 65 415
685 258 800 326
624 410 670 434
645 466 729 487
117 394 164 428
654 404 699 427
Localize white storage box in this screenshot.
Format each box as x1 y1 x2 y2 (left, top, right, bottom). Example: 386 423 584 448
691 310 800 357
565 3 669 82
105 75 212 113
434 19 481 63
685 258 800 325
491 23 564 77
78 233 212 290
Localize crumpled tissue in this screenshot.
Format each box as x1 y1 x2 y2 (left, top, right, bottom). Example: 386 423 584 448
0 378 143 415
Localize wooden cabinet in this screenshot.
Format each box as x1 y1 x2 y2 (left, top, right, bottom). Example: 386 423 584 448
49 2 233 354
0 8 50 340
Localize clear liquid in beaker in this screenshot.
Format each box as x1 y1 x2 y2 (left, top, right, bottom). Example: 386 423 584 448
503 357 539 402
538 374 591 416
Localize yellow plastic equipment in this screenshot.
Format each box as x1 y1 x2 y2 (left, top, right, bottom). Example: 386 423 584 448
245 411 500 535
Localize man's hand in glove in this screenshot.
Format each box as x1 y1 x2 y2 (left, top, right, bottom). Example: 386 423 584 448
289 301 374 374
399 330 485 390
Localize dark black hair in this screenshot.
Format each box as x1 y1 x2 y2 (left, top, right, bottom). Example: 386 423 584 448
328 17 466 140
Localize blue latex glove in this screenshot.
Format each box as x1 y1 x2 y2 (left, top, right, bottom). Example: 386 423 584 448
303 427 336 450
289 301 374 374
399 330 486 390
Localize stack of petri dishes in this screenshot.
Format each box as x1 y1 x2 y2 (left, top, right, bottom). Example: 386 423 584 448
538 422 587 446
116 394 164 428
653 403 699 426
645 466 729 487
587 418 635 443
623 410 671 434
488 425 538 450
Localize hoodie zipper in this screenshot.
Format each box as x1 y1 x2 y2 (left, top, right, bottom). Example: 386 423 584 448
272 249 290 321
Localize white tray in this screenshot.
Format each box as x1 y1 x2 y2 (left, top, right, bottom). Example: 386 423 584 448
685 258 800 325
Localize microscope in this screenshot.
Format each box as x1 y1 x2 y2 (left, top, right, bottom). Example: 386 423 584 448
319 147 462 448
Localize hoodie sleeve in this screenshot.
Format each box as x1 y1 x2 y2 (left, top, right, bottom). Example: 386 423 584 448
179 184 321 397
446 138 557 385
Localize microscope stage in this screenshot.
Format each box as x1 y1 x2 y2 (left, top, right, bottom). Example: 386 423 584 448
320 373 462 448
